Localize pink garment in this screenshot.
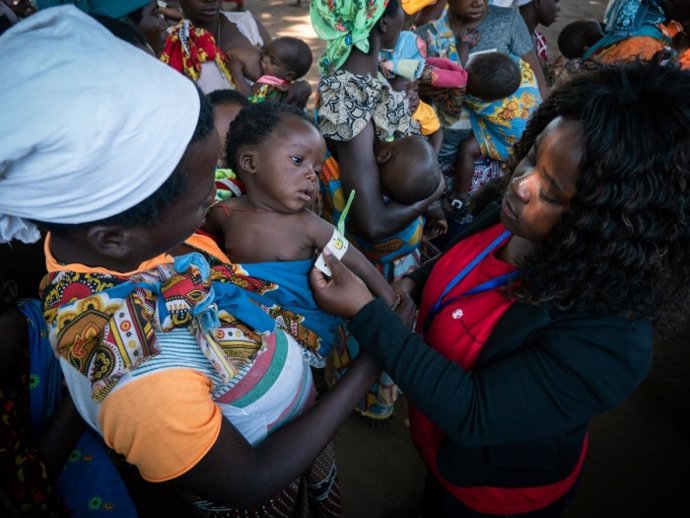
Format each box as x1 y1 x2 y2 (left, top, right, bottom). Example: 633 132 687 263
256 75 289 86
426 57 468 88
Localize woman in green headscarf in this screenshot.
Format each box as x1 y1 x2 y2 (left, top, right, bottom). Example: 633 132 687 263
312 0 444 421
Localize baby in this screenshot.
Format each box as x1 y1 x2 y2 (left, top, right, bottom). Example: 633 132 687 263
202 101 396 366
227 37 312 106
449 52 541 212
374 134 447 240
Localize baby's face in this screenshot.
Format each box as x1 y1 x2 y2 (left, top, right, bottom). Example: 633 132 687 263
261 43 293 80
389 76 420 113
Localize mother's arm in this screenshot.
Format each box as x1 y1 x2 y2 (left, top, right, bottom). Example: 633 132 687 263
333 121 444 241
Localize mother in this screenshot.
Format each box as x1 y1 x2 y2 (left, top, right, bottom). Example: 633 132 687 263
1 8 378 516
415 0 546 194
311 60 690 517
311 0 443 420
163 0 310 104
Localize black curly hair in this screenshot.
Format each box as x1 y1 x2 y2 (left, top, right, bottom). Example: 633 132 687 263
225 101 311 172
508 59 690 326
37 86 215 235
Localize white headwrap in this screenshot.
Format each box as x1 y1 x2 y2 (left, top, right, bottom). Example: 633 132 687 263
0 6 201 243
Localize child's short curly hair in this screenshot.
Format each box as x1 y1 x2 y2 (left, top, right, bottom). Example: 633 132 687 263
225 101 310 172
510 59 690 326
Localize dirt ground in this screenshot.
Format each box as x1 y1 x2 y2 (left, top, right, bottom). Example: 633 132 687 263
235 1 690 516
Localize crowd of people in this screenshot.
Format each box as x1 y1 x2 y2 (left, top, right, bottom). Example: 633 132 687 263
2 0 690 517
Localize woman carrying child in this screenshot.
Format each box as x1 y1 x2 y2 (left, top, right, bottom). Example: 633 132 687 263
0 8 386 516
414 0 545 232
162 0 311 104
310 59 690 517
310 0 444 421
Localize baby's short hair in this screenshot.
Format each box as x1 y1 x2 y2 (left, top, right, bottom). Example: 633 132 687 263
557 19 604 59
225 101 309 172
466 52 521 101
270 37 313 79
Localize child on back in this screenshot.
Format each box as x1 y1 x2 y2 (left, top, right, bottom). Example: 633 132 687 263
374 134 447 240
202 102 397 366
448 51 541 213
557 19 605 60
227 36 312 106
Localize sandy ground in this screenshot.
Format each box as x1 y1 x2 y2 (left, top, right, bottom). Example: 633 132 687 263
233 2 690 516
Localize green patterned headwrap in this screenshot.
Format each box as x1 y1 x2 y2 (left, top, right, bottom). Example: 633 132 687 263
311 0 390 76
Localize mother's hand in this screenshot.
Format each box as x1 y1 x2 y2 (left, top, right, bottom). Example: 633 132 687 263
309 248 374 319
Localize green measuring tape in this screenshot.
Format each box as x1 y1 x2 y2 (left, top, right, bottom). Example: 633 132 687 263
337 189 356 235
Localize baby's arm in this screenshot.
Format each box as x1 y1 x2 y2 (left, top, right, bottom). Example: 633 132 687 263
305 211 396 306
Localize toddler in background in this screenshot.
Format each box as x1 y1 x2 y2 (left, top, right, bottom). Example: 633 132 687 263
208 89 250 201
374 134 447 240
557 19 605 59
228 36 313 106
202 102 397 367
388 73 443 153
449 52 541 213
380 31 468 153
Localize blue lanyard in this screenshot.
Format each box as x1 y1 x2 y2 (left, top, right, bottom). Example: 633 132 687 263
423 230 519 333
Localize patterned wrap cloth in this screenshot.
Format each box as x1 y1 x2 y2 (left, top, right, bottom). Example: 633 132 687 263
41 250 281 402
311 0 390 75
160 19 234 85
465 58 541 162
233 259 349 368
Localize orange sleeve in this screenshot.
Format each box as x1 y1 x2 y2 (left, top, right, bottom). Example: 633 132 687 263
596 36 666 64
99 369 222 482
401 0 437 15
